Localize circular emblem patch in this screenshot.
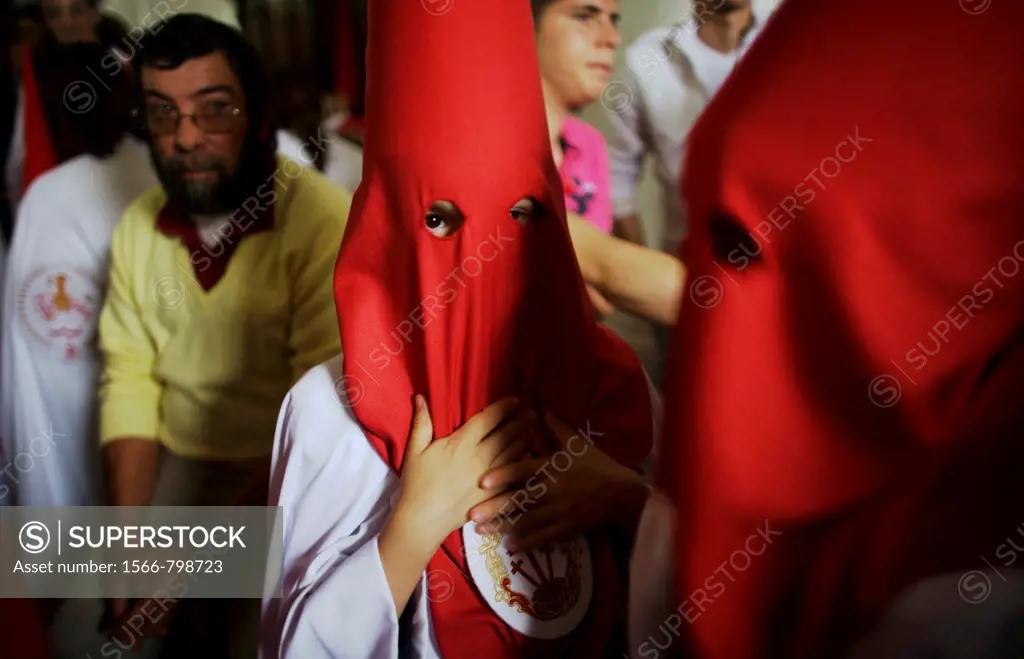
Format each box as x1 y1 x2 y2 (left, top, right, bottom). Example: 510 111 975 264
16 265 101 362
462 523 593 639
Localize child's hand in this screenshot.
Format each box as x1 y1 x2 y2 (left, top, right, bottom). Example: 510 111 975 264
392 395 535 548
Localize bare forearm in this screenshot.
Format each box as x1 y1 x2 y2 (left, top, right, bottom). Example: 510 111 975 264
604 244 685 326
378 504 444 617
570 215 685 326
103 438 161 506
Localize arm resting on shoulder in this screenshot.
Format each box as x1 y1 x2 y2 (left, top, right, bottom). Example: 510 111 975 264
569 214 685 326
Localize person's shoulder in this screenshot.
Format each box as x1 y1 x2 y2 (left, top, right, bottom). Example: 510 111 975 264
113 183 167 243
625 26 675 63
288 354 347 411
275 130 308 164
20 154 100 204
279 159 353 237
278 355 369 459
277 153 353 205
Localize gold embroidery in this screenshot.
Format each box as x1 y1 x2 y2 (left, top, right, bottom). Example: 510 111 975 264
481 532 584 621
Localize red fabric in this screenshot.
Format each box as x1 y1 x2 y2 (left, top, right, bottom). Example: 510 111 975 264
339 114 363 136
155 200 274 291
0 599 50 658
333 0 363 112
334 1 652 656
661 1 1024 657
20 45 57 194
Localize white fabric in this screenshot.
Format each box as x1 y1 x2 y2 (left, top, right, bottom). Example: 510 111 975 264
321 112 364 193
264 354 660 657
0 137 157 507
261 355 440 659
606 16 765 254
275 129 315 168
0 130 337 508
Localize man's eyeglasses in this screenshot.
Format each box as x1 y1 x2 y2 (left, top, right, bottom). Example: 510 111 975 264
136 100 243 136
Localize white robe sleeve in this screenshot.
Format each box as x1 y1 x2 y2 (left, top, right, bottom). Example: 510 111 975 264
261 356 406 659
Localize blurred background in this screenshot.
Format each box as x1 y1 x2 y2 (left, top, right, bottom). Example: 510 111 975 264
5 0 781 249
0 0 781 379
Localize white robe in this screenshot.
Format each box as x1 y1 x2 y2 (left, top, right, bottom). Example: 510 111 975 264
263 354 660 658
275 129 315 168
0 137 157 507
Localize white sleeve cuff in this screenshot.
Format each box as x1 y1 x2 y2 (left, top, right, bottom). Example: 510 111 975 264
284 537 401 659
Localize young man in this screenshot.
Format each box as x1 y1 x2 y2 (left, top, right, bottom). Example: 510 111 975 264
533 0 618 233
532 0 620 316
607 0 764 371
97 13 349 656
607 0 762 250
262 1 657 657
633 0 1024 657
0 40 149 509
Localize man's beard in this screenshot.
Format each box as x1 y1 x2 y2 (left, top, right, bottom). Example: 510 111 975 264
150 139 272 215
156 151 234 214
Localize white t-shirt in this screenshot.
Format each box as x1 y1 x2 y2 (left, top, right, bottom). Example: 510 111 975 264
0 137 157 507
607 15 766 254
321 112 364 193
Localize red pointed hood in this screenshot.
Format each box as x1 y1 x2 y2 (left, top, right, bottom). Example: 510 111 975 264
334 0 652 655
335 0 649 471
661 0 1024 656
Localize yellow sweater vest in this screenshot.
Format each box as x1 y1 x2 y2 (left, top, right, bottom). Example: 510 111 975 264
98 160 350 460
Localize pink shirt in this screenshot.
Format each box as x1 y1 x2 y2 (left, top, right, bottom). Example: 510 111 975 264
560 116 613 234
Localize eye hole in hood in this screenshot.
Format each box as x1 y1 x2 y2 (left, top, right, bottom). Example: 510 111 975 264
709 209 763 269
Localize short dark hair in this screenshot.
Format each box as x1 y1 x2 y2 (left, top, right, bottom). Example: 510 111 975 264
132 14 272 138
531 0 559 24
